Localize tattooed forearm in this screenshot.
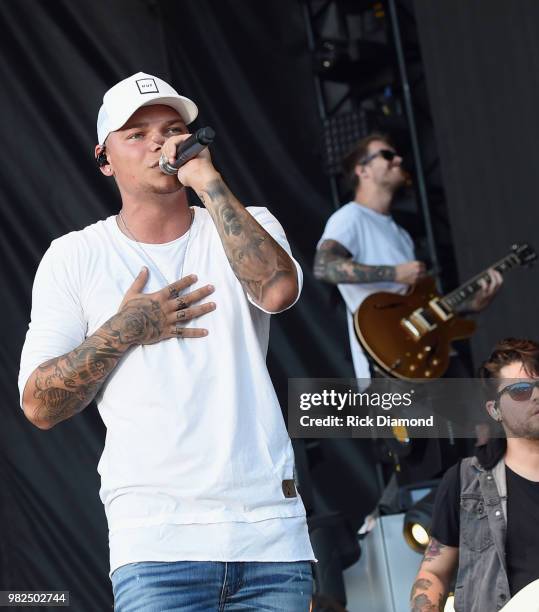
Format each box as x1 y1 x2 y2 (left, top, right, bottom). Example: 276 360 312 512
24 304 164 429
423 538 446 562
410 579 432 601
410 578 445 612
32 341 121 426
314 240 396 284
410 579 441 611
409 537 456 611
197 178 297 310
410 593 439 612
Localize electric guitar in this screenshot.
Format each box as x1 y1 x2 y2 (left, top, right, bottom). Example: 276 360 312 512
353 243 537 380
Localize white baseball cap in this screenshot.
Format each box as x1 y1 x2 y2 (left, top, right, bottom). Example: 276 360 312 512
96 72 198 145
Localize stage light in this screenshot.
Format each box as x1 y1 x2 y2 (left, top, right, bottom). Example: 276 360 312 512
410 522 429 547
402 488 437 553
403 519 429 553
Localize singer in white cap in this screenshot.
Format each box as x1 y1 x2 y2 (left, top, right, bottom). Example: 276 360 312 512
19 72 314 611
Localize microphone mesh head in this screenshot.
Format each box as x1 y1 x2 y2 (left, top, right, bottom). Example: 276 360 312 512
158 154 179 176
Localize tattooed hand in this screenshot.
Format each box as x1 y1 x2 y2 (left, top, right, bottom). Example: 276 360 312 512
22 271 216 429
117 268 216 344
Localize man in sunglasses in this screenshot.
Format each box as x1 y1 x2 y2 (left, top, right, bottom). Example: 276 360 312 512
410 338 539 611
314 133 502 380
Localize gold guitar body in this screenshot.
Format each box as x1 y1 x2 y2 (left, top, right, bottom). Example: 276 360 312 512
353 277 476 380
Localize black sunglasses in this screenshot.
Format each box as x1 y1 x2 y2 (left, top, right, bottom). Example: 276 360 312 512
495 381 539 403
360 149 399 165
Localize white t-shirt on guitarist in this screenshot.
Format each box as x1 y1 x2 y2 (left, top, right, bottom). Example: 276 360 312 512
318 202 415 379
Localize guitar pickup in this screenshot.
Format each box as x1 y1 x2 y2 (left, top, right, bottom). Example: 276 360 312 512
428 298 454 322
401 318 421 338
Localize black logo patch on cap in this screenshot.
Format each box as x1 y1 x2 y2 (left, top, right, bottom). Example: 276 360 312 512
282 479 297 498
136 78 159 94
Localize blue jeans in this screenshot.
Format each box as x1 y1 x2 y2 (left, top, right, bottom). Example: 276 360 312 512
111 560 313 611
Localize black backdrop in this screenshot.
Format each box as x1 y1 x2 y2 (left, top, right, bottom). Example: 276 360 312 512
414 0 539 363
0 1 379 608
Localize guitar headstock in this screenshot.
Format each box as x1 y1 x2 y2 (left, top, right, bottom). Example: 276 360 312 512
511 243 538 267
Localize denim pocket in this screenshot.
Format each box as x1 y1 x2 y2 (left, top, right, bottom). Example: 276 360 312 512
461 496 494 552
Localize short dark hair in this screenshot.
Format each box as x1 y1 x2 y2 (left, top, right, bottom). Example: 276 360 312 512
342 132 394 190
478 338 539 399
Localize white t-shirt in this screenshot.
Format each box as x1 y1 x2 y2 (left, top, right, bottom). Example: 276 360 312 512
19 206 315 574
318 202 415 378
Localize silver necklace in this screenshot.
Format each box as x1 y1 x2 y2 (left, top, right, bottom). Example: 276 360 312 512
118 208 194 287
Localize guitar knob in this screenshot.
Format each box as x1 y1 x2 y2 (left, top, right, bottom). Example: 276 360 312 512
432 358 439 366
409 364 416 372
424 370 431 377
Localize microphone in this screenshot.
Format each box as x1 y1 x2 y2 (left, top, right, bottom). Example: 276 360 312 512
159 126 216 175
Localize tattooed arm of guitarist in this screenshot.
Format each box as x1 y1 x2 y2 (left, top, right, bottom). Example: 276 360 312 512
409 537 458 611
314 240 396 284
314 239 425 285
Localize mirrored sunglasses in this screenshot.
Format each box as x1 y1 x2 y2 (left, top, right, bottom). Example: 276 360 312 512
495 381 539 402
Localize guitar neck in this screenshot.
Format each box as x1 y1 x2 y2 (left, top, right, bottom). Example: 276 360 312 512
440 252 521 311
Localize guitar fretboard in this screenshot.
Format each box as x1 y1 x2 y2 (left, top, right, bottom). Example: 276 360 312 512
440 253 521 311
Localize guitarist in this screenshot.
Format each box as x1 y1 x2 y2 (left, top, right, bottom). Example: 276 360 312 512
410 338 539 611
314 133 502 380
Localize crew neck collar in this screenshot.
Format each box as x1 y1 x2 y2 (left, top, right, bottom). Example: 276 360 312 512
352 201 392 218
110 207 197 247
